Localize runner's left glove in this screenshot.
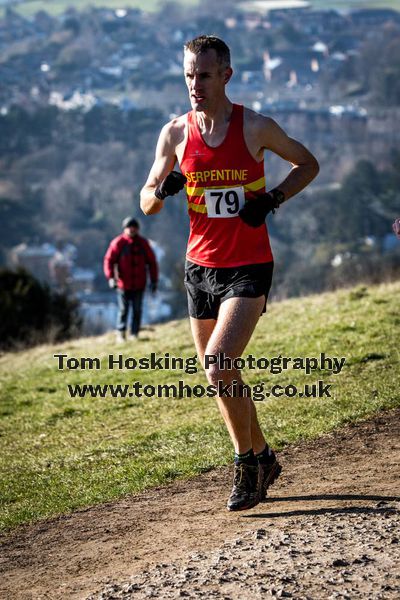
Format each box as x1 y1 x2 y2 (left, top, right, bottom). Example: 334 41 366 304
155 171 186 200
239 189 284 228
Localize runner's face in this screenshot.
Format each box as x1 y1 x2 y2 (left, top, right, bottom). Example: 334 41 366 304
183 49 229 112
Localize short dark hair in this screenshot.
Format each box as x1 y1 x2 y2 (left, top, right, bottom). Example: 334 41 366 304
184 35 231 69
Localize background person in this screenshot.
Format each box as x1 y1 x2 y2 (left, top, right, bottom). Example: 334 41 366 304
392 218 400 239
140 35 319 511
104 217 158 342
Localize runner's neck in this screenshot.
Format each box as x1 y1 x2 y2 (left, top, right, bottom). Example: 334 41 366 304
195 99 233 135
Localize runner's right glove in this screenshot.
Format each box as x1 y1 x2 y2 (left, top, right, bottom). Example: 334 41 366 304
239 189 284 228
155 171 186 200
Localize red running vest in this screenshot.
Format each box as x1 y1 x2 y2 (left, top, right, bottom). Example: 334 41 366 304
179 103 273 268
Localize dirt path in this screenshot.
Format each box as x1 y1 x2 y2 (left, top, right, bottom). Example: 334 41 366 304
1 409 399 600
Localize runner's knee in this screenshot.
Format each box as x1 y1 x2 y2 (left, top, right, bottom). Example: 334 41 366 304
204 362 242 388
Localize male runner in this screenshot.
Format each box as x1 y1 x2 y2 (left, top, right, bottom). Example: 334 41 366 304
140 35 319 511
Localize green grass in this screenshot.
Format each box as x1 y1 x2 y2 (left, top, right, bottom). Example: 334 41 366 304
7 0 199 18
0 281 399 530
310 0 400 10
6 0 400 19
2 0 398 20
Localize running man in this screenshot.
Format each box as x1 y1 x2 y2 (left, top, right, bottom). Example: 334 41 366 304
140 35 319 511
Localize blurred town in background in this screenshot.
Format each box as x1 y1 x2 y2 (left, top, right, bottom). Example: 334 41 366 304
0 0 399 338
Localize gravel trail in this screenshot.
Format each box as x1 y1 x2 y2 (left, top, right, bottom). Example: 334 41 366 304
1 409 399 600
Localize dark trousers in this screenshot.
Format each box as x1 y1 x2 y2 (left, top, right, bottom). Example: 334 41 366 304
116 289 144 335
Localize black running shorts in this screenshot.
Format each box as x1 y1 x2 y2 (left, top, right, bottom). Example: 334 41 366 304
184 260 274 320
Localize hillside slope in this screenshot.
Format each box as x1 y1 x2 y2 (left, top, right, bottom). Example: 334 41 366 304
0 281 399 530
0 408 399 599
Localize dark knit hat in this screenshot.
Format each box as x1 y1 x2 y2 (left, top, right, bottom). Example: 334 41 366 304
122 217 139 229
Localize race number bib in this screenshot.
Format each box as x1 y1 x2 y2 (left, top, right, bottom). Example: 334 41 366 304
204 187 245 218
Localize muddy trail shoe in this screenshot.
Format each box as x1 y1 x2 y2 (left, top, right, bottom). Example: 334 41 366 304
259 453 282 501
227 462 260 511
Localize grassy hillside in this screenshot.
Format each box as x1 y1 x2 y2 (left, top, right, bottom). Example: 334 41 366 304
6 0 198 18
6 0 400 19
0 281 399 530
311 0 400 10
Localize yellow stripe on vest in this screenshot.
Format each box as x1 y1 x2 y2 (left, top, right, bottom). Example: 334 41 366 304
186 175 266 198
188 202 208 213
245 176 266 192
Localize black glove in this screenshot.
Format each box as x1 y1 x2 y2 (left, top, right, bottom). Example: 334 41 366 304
239 189 284 228
155 171 186 200
150 281 157 294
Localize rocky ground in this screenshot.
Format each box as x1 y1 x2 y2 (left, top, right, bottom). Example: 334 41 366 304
89 508 400 600
1 409 399 600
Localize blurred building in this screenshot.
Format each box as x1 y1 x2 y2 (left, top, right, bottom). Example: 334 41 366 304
11 243 56 284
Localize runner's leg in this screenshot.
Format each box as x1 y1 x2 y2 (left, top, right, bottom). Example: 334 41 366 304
189 317 216 367
190 296 266 454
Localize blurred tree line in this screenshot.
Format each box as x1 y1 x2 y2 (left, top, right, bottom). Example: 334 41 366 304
0 102 399 318
0 103 189 282
270 154 400 299
0 268 80 349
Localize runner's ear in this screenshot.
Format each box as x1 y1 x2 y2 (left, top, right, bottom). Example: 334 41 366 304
224 67 233 84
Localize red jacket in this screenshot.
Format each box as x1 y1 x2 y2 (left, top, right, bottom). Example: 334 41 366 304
103 233 158 291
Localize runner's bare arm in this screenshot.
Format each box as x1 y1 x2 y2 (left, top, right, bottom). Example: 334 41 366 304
256 115 319 201
140 123 178 215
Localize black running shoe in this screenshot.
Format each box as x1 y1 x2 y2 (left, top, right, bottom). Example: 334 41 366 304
258 453 282 502
227 462 260 511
